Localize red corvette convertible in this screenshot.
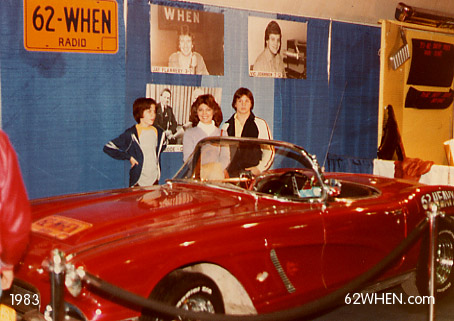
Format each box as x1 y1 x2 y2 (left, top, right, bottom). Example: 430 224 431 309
4 137 454 320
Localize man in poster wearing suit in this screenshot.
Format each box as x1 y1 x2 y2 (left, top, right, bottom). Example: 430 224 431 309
155 88 178 144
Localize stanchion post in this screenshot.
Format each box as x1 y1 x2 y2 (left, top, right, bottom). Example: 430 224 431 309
48 249 66 321
427 204 439 321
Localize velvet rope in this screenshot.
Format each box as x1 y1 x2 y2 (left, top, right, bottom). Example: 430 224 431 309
81 217 431 321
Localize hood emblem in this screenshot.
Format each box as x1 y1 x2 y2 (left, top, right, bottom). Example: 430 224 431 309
32 215 92 240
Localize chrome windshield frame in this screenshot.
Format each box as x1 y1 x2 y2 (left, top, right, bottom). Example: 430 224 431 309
171 136 329 202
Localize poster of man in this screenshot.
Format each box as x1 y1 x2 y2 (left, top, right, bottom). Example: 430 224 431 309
146 84 222 152
150 4 224 76
248 16 307 79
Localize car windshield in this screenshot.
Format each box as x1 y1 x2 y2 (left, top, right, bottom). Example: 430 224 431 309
173 137 327 201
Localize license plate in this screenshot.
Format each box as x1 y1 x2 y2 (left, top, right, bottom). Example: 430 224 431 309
0 304 16 321
23 0 118 54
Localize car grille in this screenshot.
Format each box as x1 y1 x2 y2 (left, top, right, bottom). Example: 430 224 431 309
0 278 41 316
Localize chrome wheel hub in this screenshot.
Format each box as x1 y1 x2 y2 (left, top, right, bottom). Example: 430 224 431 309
179 295 215 314
436 231 454 285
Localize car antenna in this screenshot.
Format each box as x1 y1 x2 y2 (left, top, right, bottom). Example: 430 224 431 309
323 82 347 170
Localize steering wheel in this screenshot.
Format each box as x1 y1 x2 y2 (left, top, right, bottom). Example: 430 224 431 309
278 170 309 197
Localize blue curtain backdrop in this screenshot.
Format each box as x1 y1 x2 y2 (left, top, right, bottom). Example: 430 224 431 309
127 1 380 180
0 0 379 199
327 22 380 160
276 18 331 160
326 22 380 172
0 1 126 199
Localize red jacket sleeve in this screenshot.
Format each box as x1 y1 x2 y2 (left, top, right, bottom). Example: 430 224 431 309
0 131 31 267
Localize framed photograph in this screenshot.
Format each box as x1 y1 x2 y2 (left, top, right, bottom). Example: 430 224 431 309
248 16 307 79
150 4 224 76
146 84 222 151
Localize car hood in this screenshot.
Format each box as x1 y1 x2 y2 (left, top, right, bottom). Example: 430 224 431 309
29 182 245 251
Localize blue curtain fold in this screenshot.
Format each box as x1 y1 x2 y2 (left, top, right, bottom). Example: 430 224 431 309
327 22 380 161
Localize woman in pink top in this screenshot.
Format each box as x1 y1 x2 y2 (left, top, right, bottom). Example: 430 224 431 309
183 94 223 162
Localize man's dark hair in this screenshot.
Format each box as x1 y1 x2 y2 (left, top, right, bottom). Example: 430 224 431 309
264 20 282 53
231 87 254 111
133 98 156 123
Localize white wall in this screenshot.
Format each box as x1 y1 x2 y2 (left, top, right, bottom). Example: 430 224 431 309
179 0 454 26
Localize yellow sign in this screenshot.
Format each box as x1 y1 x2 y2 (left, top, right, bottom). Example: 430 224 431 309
24 0 118 54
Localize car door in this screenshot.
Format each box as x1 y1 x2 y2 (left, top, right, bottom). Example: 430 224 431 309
258 197 328 309
321 197 407 290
